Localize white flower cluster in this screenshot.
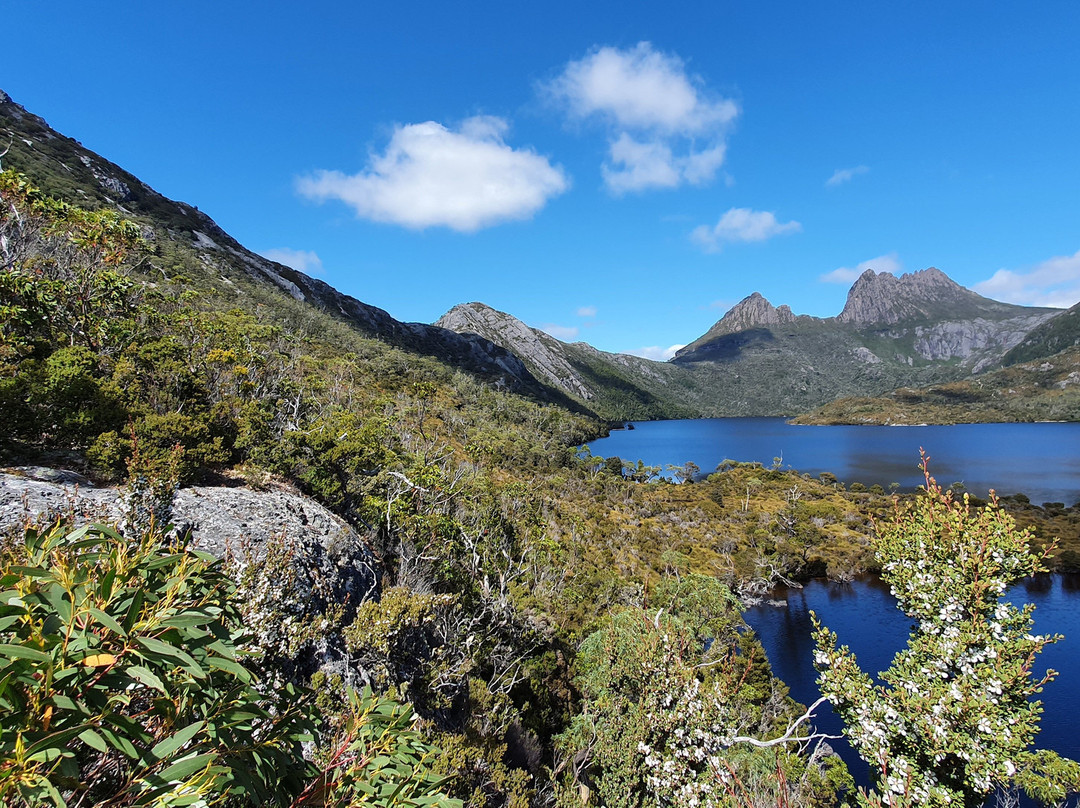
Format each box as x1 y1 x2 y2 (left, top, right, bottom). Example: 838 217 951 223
811 479 1058 807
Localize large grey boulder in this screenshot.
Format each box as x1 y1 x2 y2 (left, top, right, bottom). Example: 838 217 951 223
0 469 379 675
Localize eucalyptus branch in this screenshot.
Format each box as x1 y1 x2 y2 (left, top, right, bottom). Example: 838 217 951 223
728 695 838 748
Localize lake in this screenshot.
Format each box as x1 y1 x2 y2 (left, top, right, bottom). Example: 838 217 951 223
590 418 1080 505
744 575 1080 804
592 417 1080 802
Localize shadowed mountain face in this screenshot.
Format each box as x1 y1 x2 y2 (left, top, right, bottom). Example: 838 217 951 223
0 89 563 405
674 268 1058 376
3 88 1074 420
1003 300 1080 366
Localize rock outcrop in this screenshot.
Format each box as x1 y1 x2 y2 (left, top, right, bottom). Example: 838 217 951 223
437 302 595 400
837 268 1009 326
712 293 797 335
0 469 378 623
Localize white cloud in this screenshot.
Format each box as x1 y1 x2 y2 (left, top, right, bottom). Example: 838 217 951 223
576 305 598 317
826 165 869 187
691 208 801 252
540 323 579 340
603 133 679 193
545 42 737 194
623 344 685 361
259 247 324 275
602 133 728 194
296 116 569 232
819 252 902 284
547 41 737 133
973 249 1080 308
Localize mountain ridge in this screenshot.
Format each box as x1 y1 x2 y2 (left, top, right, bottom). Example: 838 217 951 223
3 88 1076 422
0 89 575 407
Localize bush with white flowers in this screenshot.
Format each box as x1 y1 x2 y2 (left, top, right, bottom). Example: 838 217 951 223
812 461 1080 807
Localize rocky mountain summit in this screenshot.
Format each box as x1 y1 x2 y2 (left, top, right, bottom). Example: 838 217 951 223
437 302 596 400
835 267 1010 325
436 302 709 419
675 267 1059 371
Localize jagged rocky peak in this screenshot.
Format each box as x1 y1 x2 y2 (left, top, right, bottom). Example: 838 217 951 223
435 302 545 348
837 267 975 326
436 302 596 400
717 292 796 333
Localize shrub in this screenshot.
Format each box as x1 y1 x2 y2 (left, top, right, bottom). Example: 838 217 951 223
0 521 462 808
812 460 1080 807
0 521 314 806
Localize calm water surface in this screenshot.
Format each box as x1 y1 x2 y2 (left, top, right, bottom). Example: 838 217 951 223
744 575 1080 802
593 418 1080 801
590 418 1080 505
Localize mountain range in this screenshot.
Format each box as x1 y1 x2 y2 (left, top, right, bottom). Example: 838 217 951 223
3 88 1077 422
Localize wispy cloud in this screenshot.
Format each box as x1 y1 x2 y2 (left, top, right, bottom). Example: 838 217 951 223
296 116 568 232
544 42 737 194
623 344 684 361
691 208 801 252
826 165 869 187
973 249 1080 308
576 305 598 317
540 323 579 340
259 247 324 275
707 298 737 310
819 252 902 284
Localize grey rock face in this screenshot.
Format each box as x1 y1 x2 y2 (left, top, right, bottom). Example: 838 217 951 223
713 293 796 335
0 472 378 617
437 302 595 400
853 347 882 364
911 314 1056 363
839 268 960 325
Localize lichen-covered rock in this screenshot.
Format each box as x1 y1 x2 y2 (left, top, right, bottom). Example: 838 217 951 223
0 470 379 677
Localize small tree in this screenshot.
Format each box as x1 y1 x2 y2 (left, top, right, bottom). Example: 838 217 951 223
668 461 700 485
556 574 845 808
812 460 1080 807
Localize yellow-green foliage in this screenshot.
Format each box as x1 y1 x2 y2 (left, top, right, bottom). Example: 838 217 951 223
0 520 461 808
555 574 847 808
0 521 314 806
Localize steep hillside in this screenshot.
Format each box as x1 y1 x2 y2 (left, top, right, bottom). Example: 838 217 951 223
0 89 565 405
791 346 1080 424
1002 301 1080 365
436 302 718 420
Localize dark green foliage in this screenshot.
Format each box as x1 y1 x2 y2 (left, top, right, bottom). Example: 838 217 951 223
0 521 315 806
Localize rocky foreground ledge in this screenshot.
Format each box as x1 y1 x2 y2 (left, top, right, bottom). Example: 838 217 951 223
0 468 379 626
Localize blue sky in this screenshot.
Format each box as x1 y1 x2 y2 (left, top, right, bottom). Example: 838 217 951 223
5 1 1080 358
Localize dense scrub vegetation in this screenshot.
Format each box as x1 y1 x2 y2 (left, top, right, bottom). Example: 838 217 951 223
2 172 1078 806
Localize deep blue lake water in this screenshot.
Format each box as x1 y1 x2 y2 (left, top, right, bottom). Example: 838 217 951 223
744 575 1080 804
592 418 1080 802
590 418 1080 505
